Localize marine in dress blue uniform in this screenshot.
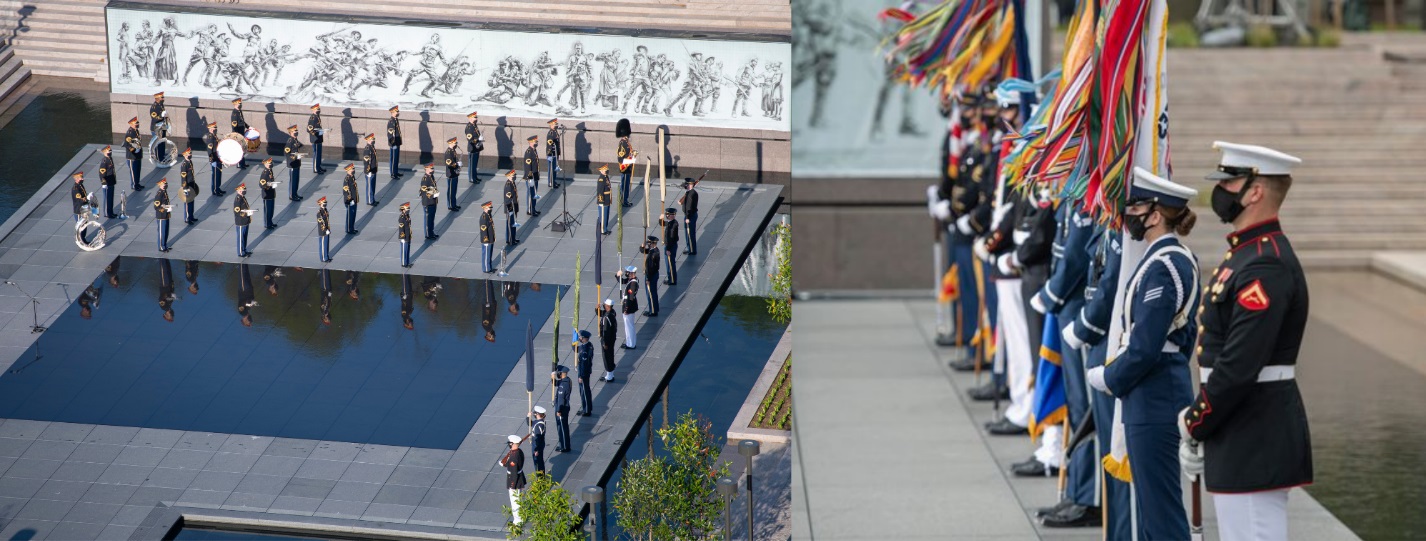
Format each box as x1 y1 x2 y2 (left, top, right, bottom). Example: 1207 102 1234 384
1087 167 1201 541
1181 142 1310 541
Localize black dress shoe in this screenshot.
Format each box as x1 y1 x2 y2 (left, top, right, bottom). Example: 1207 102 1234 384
1011 456 1057 477
663 280 674 286
985 418 1028 436
1042 505 1101 528
453 206 462 211
265 225 277 230
134 185 145 190
347 230 359 234
1036 500 1074 519
576 411 586 416
241 251 251 257
948 357 981 372
968 383 1009 401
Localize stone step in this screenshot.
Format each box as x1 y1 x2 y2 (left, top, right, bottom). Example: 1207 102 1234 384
1171 152 1426 167
1285 182 1426 198
14 57 99 78
4 8 106 23
0 51 31 104
1291 233 1426 252
0 18 107 34
7 44 101 63
1169 122 1405 136
8 35 105 54
1283 219 1426 234
1296 250 1375 270
0 27 107 45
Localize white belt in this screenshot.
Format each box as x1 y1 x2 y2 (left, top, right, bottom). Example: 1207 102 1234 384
1199 365 1295 384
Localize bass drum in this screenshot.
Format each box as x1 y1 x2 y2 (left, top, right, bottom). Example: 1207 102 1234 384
217 137 246 166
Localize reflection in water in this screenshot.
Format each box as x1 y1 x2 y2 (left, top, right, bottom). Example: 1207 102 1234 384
0 255 558 450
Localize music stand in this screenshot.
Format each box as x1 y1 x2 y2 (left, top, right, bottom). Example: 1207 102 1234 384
544 181 581 235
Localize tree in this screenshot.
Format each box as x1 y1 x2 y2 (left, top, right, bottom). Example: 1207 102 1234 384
506 473 584 541
766 221 791 324
615 411 732 540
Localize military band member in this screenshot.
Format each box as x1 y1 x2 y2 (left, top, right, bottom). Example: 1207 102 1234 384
159 258 175 322
545 118 561 187
204 122 226 196
660 208 679 285
1087 167 1201 541
465 112 483 183
598 299 617 381
99 146 118 218
234 183 252 257
480 201 496 273
153 178 172 252
71 171 88 223
315 196 332 263
342 163 360 234
150 92 168 165
306 103 326 174
576 330 594 415
523 136 541 216
640 236 660 317
616 132 635 206
280 125 303 201
679 178 699 255
124 117 145 190
230 98 249 169
363 133 379 205
444 137 461 212
397 202 412 268
258 158 278 229
387 106 403 179
420 163 439 240
596 164 612 234
529 406 548 474
553 365 572 452
178 148 198 225
620 266 639 349
1181 142 1310 541
503 170 520 246
503 434 527 525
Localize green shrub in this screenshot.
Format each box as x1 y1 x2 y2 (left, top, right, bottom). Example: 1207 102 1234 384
1246 24 1278 47
1315 27 1342 47
614 412 732 541
1167 22 1200 48
506 473 584 541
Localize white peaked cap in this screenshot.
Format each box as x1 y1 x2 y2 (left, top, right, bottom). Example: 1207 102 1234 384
1206 141 1302 180
1131 167 1197 208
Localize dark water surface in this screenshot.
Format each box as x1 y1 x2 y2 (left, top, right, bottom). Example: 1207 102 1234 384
0 90 112 225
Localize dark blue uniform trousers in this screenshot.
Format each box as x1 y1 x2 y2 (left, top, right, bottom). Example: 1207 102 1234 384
1126 421 1189 541
948 235 980 347
1059 297 1096 508
447 176 459 210
684 212 698 254
1088 340 1131 540
289 167 301 199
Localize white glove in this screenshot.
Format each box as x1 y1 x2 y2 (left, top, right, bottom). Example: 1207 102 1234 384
972 239 990 262
956 215 973 236
996 253 1018 276
932 200 952 221
1012 229 1030 245
1062 323 1086 350
1030 293 1047 314
1179 437 1205 480
992 202 1013 227
1087 366 1108 394
270 182 280 188
1178 406 1195 441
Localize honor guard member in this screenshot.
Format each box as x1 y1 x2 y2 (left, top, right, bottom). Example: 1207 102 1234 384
545 118 561 187
660 208 680 285
1032 197 1100 528
284 125 305 201
679 179 699 255
387 106 403 179
71 171 88 223
639 236 661 316
576 330 594 415
233 183 252 257
1180 142 1310 541
420 163 440 240
178 148 199 225
479 201 496 273
596 164 612 234
598 299 617 381
258 158 278 229
159 259 175 322
1086 167 1202 541
99 146 118 218
620 266 640 349
306 104 326 174
553 365 573 452
444 137 462 212
465 112 483 183
529 406 548 473
1009 182 1060 475
150 92 168 165
204 122 226 196
237 263 255 326
503 170 520 245
341 163 360 234
616 119 635 206
315 197 332 263
153 178 172 252
503 434 527 525
362 133 379 205
230 98 249 169
523 136 541 216
397 202 413 268
124 117 145 190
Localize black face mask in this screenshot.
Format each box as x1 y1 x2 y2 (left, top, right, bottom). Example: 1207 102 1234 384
1211 181 1250 224
1124 212 1152 241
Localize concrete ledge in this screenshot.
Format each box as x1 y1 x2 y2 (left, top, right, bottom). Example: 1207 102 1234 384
1371 251 1426 292
178 509 500 540
727 326 792 445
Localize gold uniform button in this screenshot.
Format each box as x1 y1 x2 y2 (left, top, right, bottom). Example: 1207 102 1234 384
1224 252 1233 260
1198 325 1205 333
1195 345 1203 355
1230 236 1238 245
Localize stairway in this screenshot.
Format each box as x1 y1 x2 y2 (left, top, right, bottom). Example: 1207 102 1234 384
0 0 107 78
0 46 29 103
1168 36 1426 269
